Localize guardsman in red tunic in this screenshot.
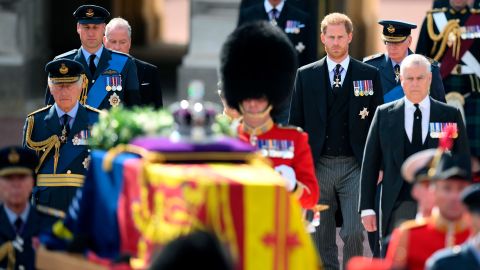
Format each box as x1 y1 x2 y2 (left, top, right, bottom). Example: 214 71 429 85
219 21 319 209
386 151 472 270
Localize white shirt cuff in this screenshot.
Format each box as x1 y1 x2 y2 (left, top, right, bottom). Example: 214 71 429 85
361 209 376 217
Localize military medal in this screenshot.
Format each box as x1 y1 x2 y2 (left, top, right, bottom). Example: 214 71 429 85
111 76 117 91
60 126 68 143
109 92 121 107
359 107 369 119
83 156 91 169
106 77 112 91
117 75 123 91
72 135 80 145
295 42 305 53
353 81 360 96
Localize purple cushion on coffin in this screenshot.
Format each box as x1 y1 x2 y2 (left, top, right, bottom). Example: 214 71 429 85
130 136 255 153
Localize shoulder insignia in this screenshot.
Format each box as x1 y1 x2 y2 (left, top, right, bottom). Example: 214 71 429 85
363 53 384 62
427 8 448 13
54 49 78 59
28 105 52 117
84 105 104 114
36 204 66 219
277 124 303 132
398 218 427 231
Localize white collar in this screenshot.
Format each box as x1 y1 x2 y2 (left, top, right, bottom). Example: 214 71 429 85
264 0 285 13
326 55 350 73
404 95 430 110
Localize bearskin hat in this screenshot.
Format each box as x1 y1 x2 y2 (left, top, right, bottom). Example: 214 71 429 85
220 21 298 115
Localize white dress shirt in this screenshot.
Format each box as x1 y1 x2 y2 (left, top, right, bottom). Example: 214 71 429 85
326 56 350 88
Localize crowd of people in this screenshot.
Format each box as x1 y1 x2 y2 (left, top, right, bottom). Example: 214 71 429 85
0 0 480 269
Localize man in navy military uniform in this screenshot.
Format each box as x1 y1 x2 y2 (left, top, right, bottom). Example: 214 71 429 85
416 0 480 159
44 5 140 110
0 146 47 270
23 59 102 226
426 183 480 269
363 19 446 257
364 20 446 103
104 17 163 108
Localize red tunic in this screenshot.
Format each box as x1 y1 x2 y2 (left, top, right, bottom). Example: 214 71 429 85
386 211 470 270
238 123 319 208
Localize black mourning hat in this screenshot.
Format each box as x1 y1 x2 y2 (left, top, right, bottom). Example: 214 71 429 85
378 20 417 43
461 184 480 214
73 5 110 24
0 146 38 177
220 21 298 116
45 59 85 84
431 152 472 182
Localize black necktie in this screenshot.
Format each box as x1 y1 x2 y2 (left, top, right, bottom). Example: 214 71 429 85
270 8 279 20
394 64 400 84
333 64 343 90
14 217 23 234
412 104 423 147
89 54 96 75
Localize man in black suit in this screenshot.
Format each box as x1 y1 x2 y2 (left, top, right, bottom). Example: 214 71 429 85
238 0 316 67
104 17 163 108
364 20 446 103
0 146 48 270
289 13 384 270
45 5 140 110
426 183 480 270
359 54 470 256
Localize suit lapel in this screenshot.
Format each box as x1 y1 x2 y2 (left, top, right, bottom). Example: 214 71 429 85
95 48 111 79
44 106 61 135
389 99 406 168
383 57 397 86
69 105 88 138
314 58 328 125
0 206 15 239
426 98 443 148
75 49 91 78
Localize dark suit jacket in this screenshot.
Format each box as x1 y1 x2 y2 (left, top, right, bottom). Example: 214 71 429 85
289 56 384 164
0 205 44 270
237 2 316 67
363 50 446 103
134 58 163 108
359 98 470 236
427 243 480 270
45 47 141 109
22 104 100 215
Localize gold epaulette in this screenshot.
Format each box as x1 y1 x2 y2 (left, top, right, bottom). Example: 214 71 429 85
398 218 427 231
277 124 303 132
84 105 104 114
27 105 52 117
363 53 384 62
427 8 448 13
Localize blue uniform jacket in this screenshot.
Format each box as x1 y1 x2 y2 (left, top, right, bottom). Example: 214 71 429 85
22 104 100 220
364 50 446 103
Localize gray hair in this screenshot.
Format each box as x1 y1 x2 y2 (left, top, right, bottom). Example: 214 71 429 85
400 54 431 75
105 17 132 39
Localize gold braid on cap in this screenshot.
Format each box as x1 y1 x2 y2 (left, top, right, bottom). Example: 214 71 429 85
427 14 462 60
80 74 88 105
25 116 61 174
